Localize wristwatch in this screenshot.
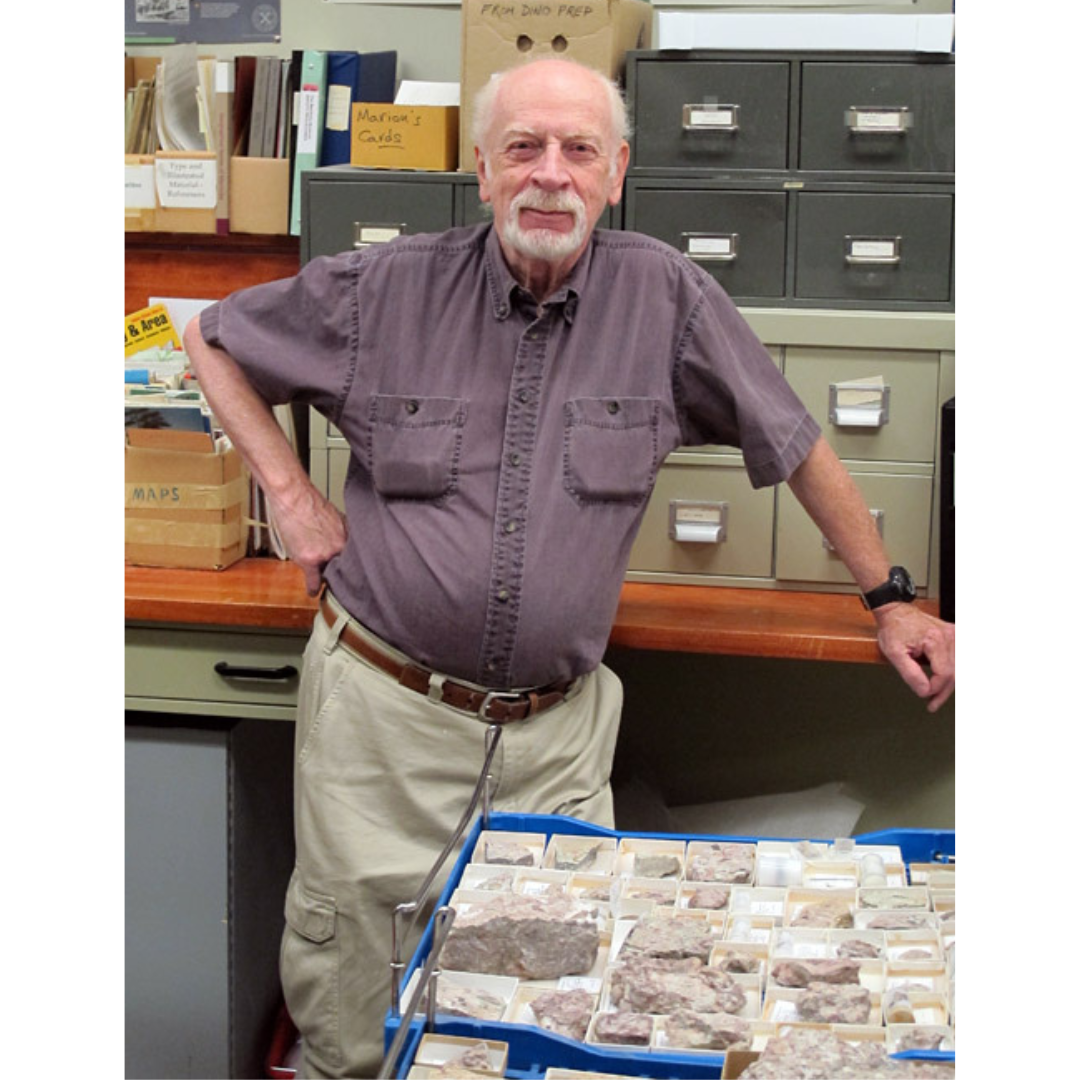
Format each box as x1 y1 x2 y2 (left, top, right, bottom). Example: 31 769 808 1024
861 566 917 611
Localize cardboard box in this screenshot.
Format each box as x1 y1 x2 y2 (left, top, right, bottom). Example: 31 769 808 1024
124 151 218 234
125 431 249 570
230 156 291 234
350 103 460 172
458 0 653 172
655 12 955 53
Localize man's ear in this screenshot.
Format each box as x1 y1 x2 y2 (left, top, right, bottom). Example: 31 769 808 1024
607 141 630 206
475 148 491 203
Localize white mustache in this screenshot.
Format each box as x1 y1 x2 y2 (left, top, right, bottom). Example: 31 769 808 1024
511 191 586 218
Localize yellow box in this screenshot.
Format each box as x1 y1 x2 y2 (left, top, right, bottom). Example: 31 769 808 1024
350 103 460 172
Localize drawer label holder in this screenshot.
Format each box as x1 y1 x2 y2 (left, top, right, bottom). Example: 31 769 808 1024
845 106 913 135
669 500 728 544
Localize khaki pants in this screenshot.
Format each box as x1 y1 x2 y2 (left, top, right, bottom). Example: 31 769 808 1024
282 596 623 1079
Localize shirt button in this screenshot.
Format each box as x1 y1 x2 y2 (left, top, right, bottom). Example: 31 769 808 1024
607 400 620 415
496 588 510 603
517 390 529 403
504 520 517 534
509 452 522 466
405 399 419 414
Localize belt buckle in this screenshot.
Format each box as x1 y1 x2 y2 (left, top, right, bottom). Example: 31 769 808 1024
479 690 527 722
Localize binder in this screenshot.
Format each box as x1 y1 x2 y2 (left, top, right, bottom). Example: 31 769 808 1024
212 60 234 233
320 50 397 167
289 50 328 236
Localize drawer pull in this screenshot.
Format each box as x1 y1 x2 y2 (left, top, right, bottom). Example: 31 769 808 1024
829 382 891 428
213 661 299 682
669 500 728 544
845 106 912 135
682 103 740 133
823 509 884 552
682 232 739 263
352 222 406 249
844 235 901 266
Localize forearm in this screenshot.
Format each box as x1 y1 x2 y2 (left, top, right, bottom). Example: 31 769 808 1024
785 436 892 596
184 314 313 510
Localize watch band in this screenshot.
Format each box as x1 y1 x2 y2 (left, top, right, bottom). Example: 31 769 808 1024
861 566 916 611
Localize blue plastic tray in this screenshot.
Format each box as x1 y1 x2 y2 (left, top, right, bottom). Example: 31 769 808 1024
385 813 955 1078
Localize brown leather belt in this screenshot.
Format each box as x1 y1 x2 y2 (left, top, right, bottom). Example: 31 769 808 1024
319 596 573 723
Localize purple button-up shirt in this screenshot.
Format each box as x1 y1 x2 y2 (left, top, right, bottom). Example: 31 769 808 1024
200 224 820 688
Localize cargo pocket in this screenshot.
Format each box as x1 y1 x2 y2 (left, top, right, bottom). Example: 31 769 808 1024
563 397 660 504
369 394 467 501
280 871 341 1072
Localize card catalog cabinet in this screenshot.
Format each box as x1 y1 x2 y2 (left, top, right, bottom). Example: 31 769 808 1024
624 50 954 311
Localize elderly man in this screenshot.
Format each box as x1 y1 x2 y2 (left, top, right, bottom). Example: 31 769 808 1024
185 57 954 1078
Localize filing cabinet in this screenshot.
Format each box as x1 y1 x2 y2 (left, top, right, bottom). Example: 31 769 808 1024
627 451 776 583
624 50 954 312
775 467 935 588
794 189 954 305
798 60 955 176
302 166 617 262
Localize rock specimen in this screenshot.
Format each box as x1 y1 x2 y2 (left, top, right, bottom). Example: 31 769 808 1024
770 957 861 988
859 888 927 910
897 1028 948 1052
795 982 873 1024
430 1041 496 1078
427 981 506 1021
441 893 599 979
528 988 596 1042
633 853 682 878
790 898 854 929
483 838 537 866
592 1011 653 1046
867 912 932 930
740 1027 955 1078
552 842 602 872
688 886 731 911
609 956 746 1015
662 1009 751 1051
714 949 761 975
686 843 754 883
621 913 716 963
836 937 882 959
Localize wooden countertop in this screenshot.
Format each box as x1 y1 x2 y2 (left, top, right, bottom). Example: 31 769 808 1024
126 558 937 664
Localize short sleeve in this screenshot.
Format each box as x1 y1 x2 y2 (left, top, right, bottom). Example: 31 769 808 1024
674 277 821 488
198 253 358 422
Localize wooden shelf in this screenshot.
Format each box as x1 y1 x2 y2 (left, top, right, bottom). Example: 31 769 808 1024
126 558 933 664
125 231 301 314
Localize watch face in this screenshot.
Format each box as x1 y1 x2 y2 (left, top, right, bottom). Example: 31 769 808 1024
890 566 917 601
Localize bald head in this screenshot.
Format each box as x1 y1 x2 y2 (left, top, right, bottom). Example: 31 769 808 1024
471 58 630 162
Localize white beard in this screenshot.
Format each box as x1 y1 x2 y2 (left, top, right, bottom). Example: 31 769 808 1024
502 190 589 262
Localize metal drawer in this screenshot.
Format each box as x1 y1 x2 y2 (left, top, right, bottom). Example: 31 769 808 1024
783 346 940 464
799 60 955 176
626 182 787 301
627 452 775 582
630 59 791 172
126 627 306 718
794 190 953 304
776 469 933 587
303 170 457 259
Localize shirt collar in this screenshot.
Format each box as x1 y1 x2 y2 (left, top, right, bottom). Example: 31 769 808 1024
483 224 589 326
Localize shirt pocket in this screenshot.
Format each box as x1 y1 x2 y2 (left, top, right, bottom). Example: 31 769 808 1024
368 394 468 501
563 396 661 505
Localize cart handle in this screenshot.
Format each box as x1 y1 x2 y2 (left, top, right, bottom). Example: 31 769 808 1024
390 723 503 1013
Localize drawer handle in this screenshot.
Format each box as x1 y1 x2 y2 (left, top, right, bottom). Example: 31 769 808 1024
845 106 912 135
669 500 728 544
682 232 739 263
844 235 901 266
213 661 299 682
829 382 891 428
682 103 740 133
352 222 406 249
